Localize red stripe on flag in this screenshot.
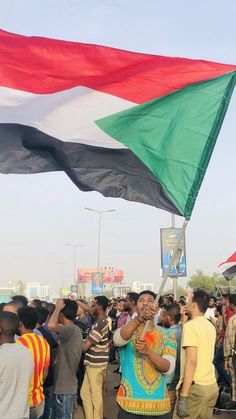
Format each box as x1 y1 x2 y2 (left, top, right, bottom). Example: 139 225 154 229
219 252 236 267
226 252 236 263
0 29 235 103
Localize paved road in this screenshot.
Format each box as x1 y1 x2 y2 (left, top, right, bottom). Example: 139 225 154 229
75 365 235 419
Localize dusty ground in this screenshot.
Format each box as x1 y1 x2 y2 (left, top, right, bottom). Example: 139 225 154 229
74 365 235 419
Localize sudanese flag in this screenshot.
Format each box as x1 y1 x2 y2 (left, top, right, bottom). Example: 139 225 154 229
219 252 236 281
0 30 235 219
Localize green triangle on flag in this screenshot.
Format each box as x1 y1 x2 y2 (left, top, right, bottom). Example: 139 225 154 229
96 71 236 219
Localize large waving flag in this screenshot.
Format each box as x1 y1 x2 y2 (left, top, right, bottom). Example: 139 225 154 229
0 30 235 219
218 252 236 281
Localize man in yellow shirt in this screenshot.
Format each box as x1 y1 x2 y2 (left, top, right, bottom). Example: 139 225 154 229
173 290 218 419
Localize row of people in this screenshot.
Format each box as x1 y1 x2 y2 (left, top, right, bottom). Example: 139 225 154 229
0 290 236 418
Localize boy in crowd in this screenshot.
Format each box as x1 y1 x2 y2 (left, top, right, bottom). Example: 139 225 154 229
17 306 50 419
224 294 236 409
173 290 218 419
160 303 182 413
114 290 176 418
81 296 109 419
48 299 83 419
0 311 34 419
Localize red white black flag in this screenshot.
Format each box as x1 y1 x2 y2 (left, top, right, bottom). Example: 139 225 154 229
218 252 236 281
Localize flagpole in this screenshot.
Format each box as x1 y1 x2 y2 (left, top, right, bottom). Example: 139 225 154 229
141 218 188 339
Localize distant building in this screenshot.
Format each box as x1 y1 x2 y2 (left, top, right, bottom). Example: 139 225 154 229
25 282 50 300
132 281 154 293
0 288 14 303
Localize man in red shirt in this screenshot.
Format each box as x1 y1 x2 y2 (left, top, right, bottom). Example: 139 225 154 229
17 306 50 419
214 294 234 388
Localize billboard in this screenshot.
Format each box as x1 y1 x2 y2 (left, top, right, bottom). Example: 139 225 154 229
78 268 124 283
60 287 71 297
160 228 187 277
92 272 103 294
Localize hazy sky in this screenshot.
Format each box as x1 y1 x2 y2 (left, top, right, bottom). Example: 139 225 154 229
0 0 235 292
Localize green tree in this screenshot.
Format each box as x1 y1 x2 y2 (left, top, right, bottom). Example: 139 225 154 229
188 270 236 292
164 285 187 298
188 270 216 292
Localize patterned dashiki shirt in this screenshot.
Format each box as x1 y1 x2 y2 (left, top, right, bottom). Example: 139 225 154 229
117 325 176 416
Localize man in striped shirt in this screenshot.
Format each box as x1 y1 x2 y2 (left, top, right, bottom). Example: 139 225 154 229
81 295 109 419
17 306 50 419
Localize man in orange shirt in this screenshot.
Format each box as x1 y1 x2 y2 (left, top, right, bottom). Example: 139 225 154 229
17 306 50 419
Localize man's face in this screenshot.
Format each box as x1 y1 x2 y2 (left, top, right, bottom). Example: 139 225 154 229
93 301 99 314
117 301 125 312
124 297 131 310
186 296 193 315
221 296 228 306
159 309 170 328
137 293 155 314
209 298 215 308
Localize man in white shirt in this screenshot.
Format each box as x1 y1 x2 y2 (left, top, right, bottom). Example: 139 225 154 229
0 311 34 419
204 296 217 321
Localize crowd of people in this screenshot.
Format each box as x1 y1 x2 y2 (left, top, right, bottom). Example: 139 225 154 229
0 289 236 419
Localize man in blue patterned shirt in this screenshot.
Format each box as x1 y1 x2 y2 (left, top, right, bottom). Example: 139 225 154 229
114 290 176 418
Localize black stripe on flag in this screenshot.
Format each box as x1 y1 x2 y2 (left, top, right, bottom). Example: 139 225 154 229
0 123 181 215
221 265 236 281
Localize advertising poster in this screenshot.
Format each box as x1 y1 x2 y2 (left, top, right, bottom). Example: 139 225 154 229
92 272 103 294
79 268 124 283
60 287 71 297
160 228 187 277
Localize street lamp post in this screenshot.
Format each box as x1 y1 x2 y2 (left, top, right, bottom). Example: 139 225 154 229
84 208 115 271
60 260 68 291
65 243 86 287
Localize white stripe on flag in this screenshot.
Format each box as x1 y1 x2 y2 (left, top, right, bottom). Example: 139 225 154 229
218 261 236 272
0 86 136 148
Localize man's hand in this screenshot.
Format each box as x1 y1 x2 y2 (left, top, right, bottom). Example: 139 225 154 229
55 299 65 311
180 306 188 325
176 394 189 418
224 359 230 372
134 338 150 356
138 305 157 322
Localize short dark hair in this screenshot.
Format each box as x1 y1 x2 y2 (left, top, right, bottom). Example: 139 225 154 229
126 292 139 305
61 299 77 320
166 296 174 304
165 303 181 324
192 290 210 313
46 303 55 317
18 306 38 330
0 312 19 336
138 290 157 300
31 299 42 309
35 307 49 326
95 296 109 311
222 294 229 299
0 303 6 312
210 296 217 303
229 294 236 307
12 295 28 307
